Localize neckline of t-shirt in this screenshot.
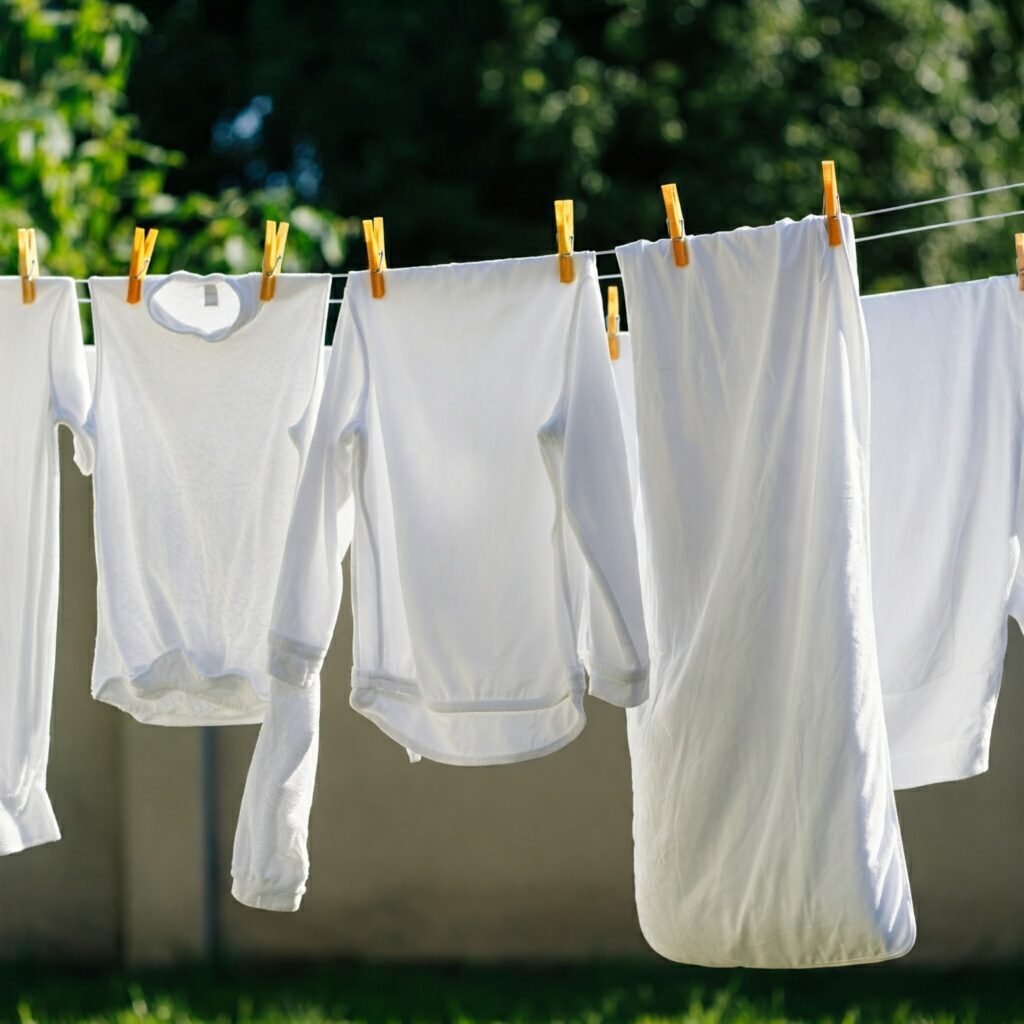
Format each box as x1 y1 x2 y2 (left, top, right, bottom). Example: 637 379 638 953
142 272 263 343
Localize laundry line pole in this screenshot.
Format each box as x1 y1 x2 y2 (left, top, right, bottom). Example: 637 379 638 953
199 725 221 960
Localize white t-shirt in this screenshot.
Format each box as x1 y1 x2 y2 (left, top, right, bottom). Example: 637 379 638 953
864 276 1024 789
616 217 916 968
232 253 649 910
1 278 93 855
86 272 330 725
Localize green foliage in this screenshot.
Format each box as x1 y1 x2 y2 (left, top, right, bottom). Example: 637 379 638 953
117 0 1024 293
3 0 1024 292
0 0 356 278
479 0 1024 292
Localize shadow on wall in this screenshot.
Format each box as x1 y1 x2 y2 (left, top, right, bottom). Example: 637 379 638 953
0 431 1022 965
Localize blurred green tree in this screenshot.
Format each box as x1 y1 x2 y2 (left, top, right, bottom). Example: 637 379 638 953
478 0 1024 291
3 0 1024 294
129 0 1024 292
0 0 357 279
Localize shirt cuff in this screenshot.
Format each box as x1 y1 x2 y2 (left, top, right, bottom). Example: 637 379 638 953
267 631 326 688
584 653 650 708
71 428 95 476
231 876 305 913
0 782 62 857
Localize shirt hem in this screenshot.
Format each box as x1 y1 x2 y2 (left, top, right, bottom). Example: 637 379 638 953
889 736 991 791
92 646 271 725
352 667 587 714
350 672 589 766
637 916 916 968
93 690 267 727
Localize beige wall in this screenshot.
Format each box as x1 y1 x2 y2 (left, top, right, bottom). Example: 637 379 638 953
1 432 1023 964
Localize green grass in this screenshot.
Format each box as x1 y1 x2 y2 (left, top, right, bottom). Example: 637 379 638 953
1 962 1023 1024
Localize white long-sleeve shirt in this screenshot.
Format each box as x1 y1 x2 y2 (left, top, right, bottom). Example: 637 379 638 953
1 278 93 855
865 276 1024 789
233 252 649 910
86 272 330 725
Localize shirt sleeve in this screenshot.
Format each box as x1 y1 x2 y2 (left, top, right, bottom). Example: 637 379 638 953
0 281 88 856
266 301 366 685
231 676 320 911
231 301 365 911
49 280 95 475
542 275 650 707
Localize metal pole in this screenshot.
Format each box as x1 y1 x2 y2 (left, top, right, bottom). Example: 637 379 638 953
199 726 221 959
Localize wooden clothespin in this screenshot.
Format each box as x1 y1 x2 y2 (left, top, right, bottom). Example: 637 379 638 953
260 220 289 301
363 217 386 299
555 199 575 283
1016 233 1024 291
661 184 689 267
17 228 39 304
822 160 842 247
126 226 159 304
607 285 620 360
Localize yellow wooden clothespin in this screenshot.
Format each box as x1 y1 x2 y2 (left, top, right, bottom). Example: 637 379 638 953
17 228 39 304
661 183 689 267
822 160 842 247
260 220 289 301
126 226 158 304
1016 233 1024 291
607 285 620 360
555 199 575 283
363 217 386 299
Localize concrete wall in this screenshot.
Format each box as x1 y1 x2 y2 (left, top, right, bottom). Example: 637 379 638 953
1 431 1022 965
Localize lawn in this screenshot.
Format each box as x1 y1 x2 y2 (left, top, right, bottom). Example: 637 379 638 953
2 962 1023 1024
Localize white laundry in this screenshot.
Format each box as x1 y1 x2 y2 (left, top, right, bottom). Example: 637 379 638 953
615 216 916 968
85 272 329 726
232 252 649 911
1 278 93 855
864 276 1024 789
609 332 639 500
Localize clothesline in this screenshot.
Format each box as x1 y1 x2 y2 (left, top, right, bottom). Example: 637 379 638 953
67 181 1024 302
854 207 1024 243
850 179 1024 219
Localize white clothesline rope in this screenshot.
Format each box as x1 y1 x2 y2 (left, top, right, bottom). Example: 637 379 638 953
854 207 1024 243
66 182 1024 302
70 249 623 289
850 180 1024 219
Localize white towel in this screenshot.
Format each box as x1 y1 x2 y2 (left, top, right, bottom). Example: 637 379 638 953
615 215 916 968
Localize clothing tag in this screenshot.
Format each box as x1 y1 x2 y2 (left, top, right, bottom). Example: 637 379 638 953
204 284 219 307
